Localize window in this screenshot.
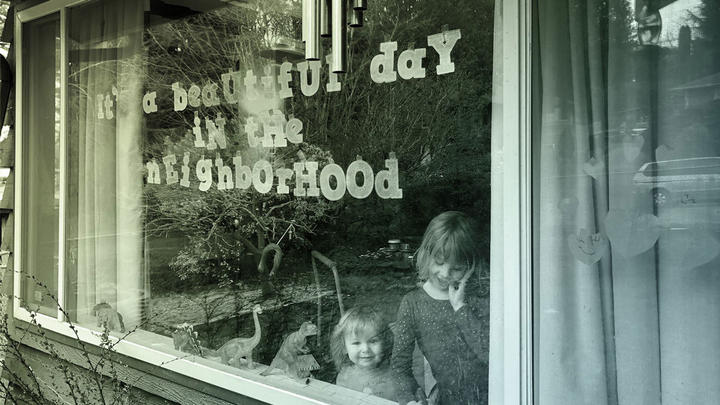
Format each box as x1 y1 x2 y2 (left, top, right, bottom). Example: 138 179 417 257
16 0 498 403
533 0 720 404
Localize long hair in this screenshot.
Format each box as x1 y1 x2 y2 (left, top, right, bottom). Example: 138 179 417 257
330 306 393 369
415 211 482 280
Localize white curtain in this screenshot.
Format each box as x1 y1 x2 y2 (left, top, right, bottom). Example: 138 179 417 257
70 0 145 328
534 1 720 404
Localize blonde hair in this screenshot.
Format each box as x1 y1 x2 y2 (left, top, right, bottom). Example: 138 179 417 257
415 211 482 280
330 306 392 369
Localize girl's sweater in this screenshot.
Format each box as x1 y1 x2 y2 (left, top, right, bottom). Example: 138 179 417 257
336 363 398 401
391 288 488 405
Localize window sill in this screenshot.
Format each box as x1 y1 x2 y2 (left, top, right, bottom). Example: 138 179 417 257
11 307 397 405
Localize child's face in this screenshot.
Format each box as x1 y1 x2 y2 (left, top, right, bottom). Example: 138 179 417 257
427 256 468 291
344 326 384 369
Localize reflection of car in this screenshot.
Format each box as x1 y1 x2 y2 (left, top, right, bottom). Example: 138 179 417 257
634 157 720 206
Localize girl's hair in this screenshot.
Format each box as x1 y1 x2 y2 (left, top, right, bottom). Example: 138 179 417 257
330 306 393 369
415 211 482 280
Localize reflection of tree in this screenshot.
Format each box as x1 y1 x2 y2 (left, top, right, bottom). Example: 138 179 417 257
294 0 496 252
694 0 720 73
653 0 720 156
143 0 498 291
142 4 333 289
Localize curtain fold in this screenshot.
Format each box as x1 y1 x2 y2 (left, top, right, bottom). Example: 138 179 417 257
536 1 614 402
71 0 144 329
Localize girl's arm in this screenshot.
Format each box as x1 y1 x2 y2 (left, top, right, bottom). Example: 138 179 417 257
453 296 489 363
391 295 422 405
449 269 489 362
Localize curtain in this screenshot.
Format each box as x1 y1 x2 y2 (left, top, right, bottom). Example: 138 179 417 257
534 1 720 404
68 0 145 329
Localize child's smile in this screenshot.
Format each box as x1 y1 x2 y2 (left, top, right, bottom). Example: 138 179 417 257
428 257 468 291
344 327 384 369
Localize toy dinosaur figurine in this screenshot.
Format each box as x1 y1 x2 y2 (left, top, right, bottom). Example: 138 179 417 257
260 321 319 379
216 305 263 368
172 323 203 355
93 302 125 333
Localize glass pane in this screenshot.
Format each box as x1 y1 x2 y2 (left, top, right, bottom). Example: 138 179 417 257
22 13 60 317
534 0 720 404
61 0 493 403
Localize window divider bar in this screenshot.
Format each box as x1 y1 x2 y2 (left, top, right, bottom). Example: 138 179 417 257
494 0 533 404
12 10 22 319
57 6 68 323
519 0 533 401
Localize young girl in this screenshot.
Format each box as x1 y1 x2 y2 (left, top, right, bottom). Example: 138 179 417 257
331 306 397 401
392 211 488 405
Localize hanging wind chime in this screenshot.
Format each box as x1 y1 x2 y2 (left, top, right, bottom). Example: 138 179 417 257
302 0 367 72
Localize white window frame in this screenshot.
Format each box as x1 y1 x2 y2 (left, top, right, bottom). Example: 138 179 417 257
487 0 533 404
12 0 533 404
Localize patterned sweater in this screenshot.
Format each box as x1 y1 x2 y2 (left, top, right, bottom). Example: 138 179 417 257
391 288 488 405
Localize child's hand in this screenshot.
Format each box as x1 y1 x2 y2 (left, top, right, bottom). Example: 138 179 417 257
448 268 475 311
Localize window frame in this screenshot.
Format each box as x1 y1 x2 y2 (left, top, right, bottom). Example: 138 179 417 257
488 0 533 404
12 0 533 404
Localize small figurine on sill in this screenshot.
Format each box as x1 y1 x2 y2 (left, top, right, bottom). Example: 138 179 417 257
172 323 203 355
260 321 319 379
217 305 263 368
92 302 125 333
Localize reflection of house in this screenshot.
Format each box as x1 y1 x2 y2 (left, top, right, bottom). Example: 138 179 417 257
672 72 720 108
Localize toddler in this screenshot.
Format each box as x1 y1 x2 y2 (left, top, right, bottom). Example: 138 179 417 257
331 306 397 401
392 211 488 405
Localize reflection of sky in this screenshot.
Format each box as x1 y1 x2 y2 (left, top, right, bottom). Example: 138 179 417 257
660 0 702 46
628 0 700 46
630 0 702 46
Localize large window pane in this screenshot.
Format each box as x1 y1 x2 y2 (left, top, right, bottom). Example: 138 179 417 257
22 13 60 317
53 0 493 403
534 1 720 404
